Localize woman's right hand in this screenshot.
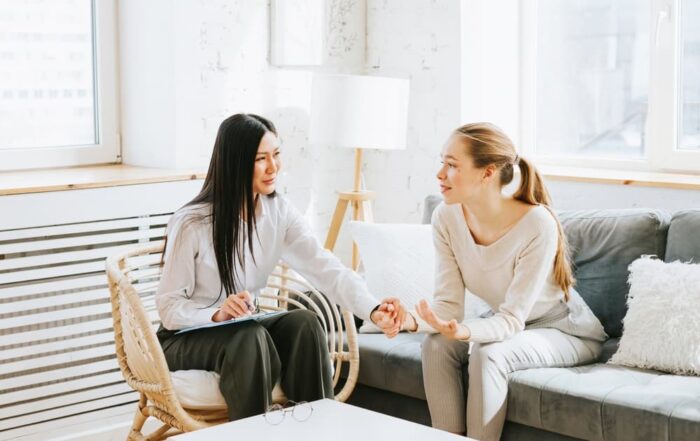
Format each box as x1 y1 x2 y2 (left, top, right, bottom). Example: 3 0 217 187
212 291 254 322
416 299 470 340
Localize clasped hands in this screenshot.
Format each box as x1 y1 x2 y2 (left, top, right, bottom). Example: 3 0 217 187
371 298 471 340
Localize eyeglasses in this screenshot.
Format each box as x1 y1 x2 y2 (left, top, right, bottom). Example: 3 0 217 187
264 400 313 425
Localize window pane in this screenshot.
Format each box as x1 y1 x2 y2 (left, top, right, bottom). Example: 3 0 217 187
680 0 700 150
0 0 96 150
535 1 650 159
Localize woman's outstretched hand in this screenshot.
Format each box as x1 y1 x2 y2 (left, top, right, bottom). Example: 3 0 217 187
415 299 470 340
371 297 406 338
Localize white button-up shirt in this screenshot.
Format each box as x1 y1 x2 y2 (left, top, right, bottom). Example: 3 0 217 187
155 194 379 330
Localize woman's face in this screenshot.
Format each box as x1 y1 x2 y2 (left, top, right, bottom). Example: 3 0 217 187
252 131 281 196
436 135 485 205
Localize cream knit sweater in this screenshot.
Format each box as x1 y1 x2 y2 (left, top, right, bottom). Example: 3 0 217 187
414 202 607 343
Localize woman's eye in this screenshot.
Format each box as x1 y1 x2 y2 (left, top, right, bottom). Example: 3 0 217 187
274 151 281 157
256 157 265 161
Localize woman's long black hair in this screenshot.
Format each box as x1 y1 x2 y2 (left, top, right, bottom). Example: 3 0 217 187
164 113 277 301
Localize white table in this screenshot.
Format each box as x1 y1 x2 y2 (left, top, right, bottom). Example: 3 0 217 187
167 399 473 440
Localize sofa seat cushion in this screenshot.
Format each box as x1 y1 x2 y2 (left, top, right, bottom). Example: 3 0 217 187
356 333 428 400
507 364 700 441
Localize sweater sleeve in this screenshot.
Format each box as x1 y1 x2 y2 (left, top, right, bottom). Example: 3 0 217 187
413 207 467 333
155 214 219 330
464 218 559 343
279 201 379 322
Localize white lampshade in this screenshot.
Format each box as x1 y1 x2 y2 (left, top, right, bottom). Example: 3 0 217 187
309 74 409 150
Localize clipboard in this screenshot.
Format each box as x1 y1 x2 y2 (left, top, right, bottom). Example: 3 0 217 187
174 310 287 335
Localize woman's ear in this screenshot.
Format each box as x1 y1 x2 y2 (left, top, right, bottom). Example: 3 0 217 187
482 165 496 182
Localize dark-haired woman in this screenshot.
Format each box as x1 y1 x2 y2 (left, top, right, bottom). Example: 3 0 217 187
400 123 607 441
155 114 401 421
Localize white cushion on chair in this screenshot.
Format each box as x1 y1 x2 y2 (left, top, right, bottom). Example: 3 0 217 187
170 370 286 410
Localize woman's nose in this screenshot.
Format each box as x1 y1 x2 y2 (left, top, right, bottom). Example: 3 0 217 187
436 165 446 180
267 158 278 173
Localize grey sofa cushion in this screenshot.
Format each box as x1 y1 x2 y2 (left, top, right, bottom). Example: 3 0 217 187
355 333 428 400
507 364 700 441
666 210 700 263
558 209 670 338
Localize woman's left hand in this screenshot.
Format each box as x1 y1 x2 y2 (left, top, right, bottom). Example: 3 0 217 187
416 299 470 340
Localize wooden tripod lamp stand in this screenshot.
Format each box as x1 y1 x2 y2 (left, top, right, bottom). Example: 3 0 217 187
309 74 410 269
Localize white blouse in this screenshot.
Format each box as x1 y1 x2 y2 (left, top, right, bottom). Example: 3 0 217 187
155 194 380 330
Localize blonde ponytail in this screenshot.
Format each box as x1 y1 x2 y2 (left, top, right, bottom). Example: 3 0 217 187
513 158 574 299
454 123 575 300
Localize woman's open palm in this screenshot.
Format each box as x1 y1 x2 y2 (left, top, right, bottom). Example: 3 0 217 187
415 299 470 340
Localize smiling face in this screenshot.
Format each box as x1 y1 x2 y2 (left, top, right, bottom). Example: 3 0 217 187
436 134 488 205
252 131 281 196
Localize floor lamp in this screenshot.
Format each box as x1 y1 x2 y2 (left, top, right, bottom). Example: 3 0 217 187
309 74 410 269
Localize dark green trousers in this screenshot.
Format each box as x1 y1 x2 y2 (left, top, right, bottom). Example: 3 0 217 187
157 309 333 421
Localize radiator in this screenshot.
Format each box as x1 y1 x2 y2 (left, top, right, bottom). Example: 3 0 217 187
0 181 201 440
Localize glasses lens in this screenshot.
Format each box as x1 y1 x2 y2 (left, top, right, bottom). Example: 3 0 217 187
292 401 313 422
264 404 285 425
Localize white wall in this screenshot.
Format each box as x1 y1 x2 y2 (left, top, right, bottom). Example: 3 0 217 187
119 0 700 251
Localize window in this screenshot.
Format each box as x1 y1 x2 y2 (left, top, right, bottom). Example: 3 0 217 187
0 0 118 171
461 0 700 173
532 1 650 161
680 0 700 151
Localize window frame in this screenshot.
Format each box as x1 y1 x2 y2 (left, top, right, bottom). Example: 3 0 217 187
0 0 120 171
494 0 700 173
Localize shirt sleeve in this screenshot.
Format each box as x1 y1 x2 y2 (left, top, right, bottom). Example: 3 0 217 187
413 207 467 333
279 201 379 322
155 214 219 330
463 219 559 343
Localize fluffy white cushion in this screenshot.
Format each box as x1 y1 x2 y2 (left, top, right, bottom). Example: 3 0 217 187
348 221 490 332
610 257 700 376
170 370 286 410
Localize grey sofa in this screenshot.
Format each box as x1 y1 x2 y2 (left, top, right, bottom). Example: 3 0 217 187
345 197 700 441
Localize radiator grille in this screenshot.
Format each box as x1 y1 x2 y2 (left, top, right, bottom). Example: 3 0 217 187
0 213 170 432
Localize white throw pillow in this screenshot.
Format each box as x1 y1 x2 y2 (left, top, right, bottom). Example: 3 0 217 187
610 257 700 376
348 221 490 333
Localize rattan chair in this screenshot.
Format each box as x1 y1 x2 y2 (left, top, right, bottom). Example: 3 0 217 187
106 242 360 441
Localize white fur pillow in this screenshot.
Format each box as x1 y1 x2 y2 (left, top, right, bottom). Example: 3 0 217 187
348 221 490 333
610 257 700 375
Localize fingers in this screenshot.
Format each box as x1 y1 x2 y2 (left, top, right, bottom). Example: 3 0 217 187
416 299 451 333
236 291 256 313
373 310 401 339
223 295 251 318
415 299 432 321
236 290 252 303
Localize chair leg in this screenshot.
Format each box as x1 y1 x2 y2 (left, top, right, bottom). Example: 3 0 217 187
146 423 176 441
127 395 148 441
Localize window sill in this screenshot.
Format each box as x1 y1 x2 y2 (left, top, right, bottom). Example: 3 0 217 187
0 164 207 196
539 165 700 191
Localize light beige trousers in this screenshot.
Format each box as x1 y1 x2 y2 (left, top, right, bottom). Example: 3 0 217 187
421 328 602 441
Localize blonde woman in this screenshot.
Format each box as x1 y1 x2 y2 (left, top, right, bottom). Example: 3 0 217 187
401 123 607 441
